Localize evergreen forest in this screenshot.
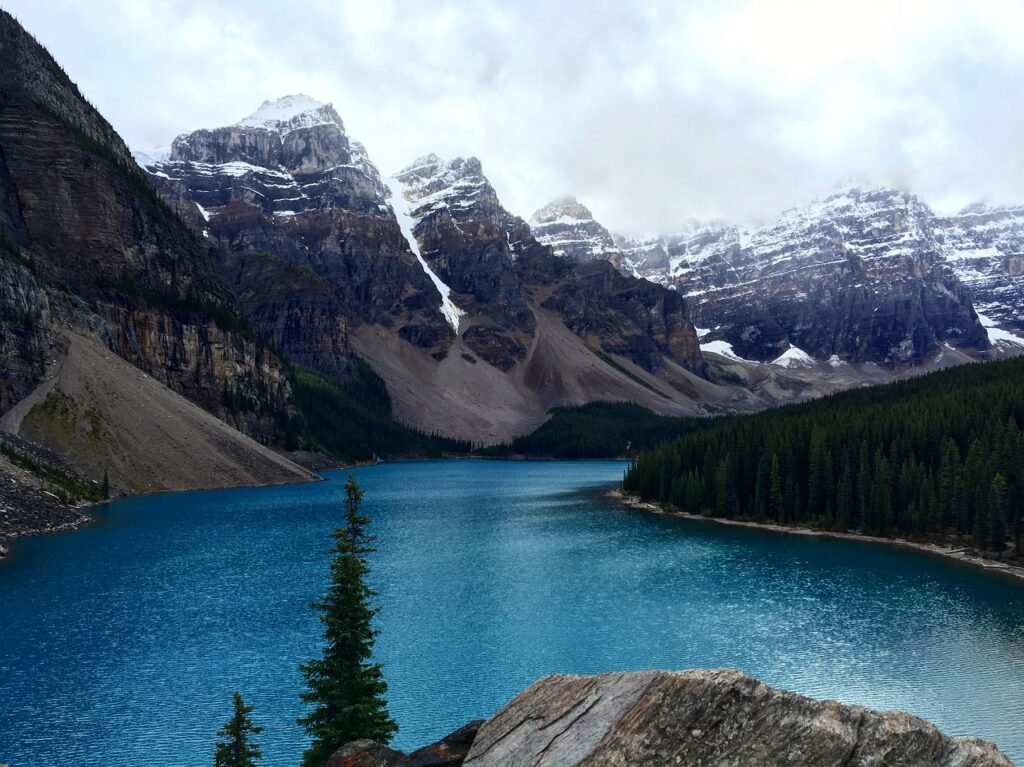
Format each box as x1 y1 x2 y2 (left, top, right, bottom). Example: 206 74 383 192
623 357 1024 556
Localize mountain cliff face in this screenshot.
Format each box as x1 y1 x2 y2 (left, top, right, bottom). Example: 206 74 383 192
555 188 997 366
936 203 1024 341
141 108 713 442
0 10 293 443
530 196 624 268
141 96 452 373
390 154 535 370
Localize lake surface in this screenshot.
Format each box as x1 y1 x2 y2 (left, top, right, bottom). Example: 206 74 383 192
1 460 1023 766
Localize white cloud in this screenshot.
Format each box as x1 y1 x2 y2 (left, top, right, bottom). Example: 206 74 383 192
6 0 1024 232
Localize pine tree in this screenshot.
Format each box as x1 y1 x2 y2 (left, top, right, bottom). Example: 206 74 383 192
990 473 1008 555
836 465 854 532
298 477 397 767
768 454 784 523
214 692 262 767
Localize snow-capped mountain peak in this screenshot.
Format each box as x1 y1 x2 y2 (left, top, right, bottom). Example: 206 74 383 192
392 154 491 217
231 94 341 135
530 196 622 266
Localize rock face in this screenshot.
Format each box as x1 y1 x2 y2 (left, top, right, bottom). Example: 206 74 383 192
462 669 1010 767
144 126 711 442
618 189 991 364
521 188 1011 367
142 96 452 371
0 10 294 443
390 154 535 368
530 196 624 268
330 670 1010 767
936 202 1024 339
326 721 483 767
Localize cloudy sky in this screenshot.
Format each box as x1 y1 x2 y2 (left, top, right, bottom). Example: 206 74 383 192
6 0 1024 231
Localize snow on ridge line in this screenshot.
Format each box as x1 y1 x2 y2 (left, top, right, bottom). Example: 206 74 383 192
384 176 465 333
231 95 340 136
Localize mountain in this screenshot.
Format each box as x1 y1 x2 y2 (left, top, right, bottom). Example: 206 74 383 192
140 104 729 443
936 202 1024 342
140 94 450 378
0 11 314 513
556 188 1001 366
530 195 624 268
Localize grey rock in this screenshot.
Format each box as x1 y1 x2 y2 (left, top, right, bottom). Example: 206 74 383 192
463 669 1011 767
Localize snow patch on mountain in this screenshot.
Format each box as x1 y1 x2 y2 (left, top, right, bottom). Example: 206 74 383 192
700 339 754 363
977 312 1024 348
772 346 816 368
385 175 465 332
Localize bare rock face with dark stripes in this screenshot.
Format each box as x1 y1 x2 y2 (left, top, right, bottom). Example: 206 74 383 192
332 669 1011 767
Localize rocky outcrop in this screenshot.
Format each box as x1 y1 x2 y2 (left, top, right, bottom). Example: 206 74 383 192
0 430 96 556
327 721 482 767
335 669 1009 767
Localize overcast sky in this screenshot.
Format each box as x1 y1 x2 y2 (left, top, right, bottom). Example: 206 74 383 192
6 0 1024 232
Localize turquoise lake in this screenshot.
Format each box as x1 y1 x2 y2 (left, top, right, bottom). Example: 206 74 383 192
1 460 1023 765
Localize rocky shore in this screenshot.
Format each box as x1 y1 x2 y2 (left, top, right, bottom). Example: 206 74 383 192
0 432 96 559
332 669 1012 766
613 490 1024 584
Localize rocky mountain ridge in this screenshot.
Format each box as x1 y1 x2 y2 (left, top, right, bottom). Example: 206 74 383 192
139 103 722 443
540 187 1023 365
530 195 624 269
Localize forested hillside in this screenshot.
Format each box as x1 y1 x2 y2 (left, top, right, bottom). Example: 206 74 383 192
479 402 715 459
623 358 1024 555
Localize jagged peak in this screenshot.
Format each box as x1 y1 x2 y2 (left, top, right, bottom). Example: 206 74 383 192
230 94 343 135
396 153 483 181
530 196 596 226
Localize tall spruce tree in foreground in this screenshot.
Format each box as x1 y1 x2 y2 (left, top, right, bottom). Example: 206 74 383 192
214 692 262 767
298 476 397 767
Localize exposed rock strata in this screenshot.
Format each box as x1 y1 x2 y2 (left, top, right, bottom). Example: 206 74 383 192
143 96 453 370
333 670 1011 767
530 196 624 268
0 10 294 443
562 188 999 366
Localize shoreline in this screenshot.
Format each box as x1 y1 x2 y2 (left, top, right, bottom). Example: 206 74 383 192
611 489 1024 584
0 469 328 562
0 455 624 560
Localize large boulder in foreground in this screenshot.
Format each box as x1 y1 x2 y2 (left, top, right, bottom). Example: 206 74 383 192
330 669 1011 766
462 669 1010 767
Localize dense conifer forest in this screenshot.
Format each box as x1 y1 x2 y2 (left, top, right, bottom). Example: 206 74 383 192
479 402 714 459
289 361 470 462
623 357 1024 557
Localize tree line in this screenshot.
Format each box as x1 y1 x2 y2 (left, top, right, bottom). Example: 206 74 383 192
623 356 1024 556
480 401 715 459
